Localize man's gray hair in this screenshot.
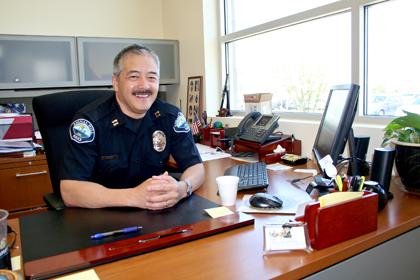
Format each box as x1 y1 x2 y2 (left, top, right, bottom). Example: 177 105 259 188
113 44 160 77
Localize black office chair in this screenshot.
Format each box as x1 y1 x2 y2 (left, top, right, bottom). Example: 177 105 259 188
32 89 115 210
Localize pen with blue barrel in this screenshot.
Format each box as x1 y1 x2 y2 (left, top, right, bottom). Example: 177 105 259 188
90 226 143 240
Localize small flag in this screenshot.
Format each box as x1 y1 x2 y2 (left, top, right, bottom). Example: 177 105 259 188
191 112 202 135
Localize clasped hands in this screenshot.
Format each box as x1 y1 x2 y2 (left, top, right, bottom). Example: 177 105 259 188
139 171 185 210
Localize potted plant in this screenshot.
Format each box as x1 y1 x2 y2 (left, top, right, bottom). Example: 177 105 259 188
382 111 420 192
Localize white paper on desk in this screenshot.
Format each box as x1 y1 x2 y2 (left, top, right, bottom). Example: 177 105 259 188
266 163 292 171
294 168 317 176
238 192 312 215
195 143 231 162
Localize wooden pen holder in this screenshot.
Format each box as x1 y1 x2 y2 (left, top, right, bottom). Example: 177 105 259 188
297 191 378 250
200 127 226 148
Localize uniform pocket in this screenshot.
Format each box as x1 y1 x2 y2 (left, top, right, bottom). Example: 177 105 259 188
95 154 129 187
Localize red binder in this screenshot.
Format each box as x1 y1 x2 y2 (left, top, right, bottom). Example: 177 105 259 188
0 114 33 141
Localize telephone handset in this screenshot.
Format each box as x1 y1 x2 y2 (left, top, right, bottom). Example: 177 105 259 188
236 112 280 144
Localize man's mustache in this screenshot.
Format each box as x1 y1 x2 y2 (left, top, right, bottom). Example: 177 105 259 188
133 89 153 96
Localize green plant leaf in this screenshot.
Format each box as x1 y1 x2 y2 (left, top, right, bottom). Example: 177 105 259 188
382 112 420 145
386 112 420 130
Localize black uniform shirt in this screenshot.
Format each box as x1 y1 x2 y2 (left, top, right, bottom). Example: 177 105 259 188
60 95 202 188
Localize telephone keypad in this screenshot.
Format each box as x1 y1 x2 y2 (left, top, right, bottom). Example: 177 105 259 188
241 128 268 143
237 113 280 144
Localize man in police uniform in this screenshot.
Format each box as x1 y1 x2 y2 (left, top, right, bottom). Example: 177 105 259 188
60 44 205 210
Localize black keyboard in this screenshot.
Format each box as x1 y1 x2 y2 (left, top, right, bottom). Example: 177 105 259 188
224 161 269 191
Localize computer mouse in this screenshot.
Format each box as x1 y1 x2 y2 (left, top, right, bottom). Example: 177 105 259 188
249 193 283 209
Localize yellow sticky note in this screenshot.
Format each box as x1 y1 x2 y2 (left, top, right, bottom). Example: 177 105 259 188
53 269 100 280
319 192 363 208
205 206 234 218
11 255 21 271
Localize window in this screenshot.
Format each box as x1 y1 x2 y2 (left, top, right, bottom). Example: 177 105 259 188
222 0 420 116
224 0 337 33
364 0 420 116
226 13 350 113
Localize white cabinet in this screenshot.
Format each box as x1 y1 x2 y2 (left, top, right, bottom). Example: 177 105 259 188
0 35 179 91
0 35 78 89
77 37 179 86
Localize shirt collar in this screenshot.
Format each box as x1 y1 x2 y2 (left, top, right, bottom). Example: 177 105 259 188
110 97 163 133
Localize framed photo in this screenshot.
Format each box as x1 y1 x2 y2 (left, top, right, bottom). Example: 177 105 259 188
186 76 203 124
263 223 312 254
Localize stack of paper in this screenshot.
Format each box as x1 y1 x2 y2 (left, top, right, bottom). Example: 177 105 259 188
0 140 40 156
195 143 231 162
0 113 40 156
319 192 364 208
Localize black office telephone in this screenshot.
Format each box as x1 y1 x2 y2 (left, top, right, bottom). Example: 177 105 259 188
236 112 280 144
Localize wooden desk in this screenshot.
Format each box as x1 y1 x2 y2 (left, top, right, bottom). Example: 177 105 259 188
9 158 420 279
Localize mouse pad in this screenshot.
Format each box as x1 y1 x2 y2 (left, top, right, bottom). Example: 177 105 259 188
237 194 311 215
20 194 219 262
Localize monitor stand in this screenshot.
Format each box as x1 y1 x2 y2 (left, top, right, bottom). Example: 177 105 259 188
347 128 359 176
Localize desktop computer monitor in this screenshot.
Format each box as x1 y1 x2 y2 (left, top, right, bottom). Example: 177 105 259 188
312 84 360 176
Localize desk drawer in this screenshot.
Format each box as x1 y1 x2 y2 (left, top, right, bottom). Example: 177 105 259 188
0 164 53 212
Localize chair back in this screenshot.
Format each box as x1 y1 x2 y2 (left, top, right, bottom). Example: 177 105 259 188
32 90 114 200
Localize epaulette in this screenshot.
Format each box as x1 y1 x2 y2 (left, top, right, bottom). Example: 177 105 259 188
151 99 179 120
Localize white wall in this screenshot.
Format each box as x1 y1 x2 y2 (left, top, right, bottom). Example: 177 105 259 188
161 0 206 114
161 0 221 117
0 0 164 38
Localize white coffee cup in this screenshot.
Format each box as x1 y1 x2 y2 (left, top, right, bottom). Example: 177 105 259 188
216 176 239 206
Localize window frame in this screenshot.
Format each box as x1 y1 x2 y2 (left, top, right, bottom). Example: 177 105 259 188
219 0 393 126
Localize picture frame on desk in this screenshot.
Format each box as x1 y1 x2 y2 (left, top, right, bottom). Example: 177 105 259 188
186 76 203 125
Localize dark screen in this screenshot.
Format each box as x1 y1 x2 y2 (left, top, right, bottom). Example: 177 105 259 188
315 89 349 159
312 84 360 168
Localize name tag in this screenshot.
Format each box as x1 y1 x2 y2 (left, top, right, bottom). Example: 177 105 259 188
100 155 119 161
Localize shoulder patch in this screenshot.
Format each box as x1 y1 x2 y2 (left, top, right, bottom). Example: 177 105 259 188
173 112 190 133
70 119 95 143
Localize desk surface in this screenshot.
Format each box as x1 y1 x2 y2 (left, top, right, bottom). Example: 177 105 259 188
10 158 420 279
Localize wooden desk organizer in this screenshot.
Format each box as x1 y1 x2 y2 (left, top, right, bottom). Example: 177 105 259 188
297 191 378 250
200 127 226 148
234 135 302 163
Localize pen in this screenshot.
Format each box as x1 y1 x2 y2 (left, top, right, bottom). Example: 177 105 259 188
358 176 365 191
90 226 143 240
335 175 343 192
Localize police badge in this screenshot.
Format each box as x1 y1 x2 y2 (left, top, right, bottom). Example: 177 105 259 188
152 130 166 152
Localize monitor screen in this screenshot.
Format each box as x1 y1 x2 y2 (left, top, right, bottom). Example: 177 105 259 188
312 84 360 173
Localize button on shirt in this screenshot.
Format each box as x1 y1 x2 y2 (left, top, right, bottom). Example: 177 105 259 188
60 95 202 188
